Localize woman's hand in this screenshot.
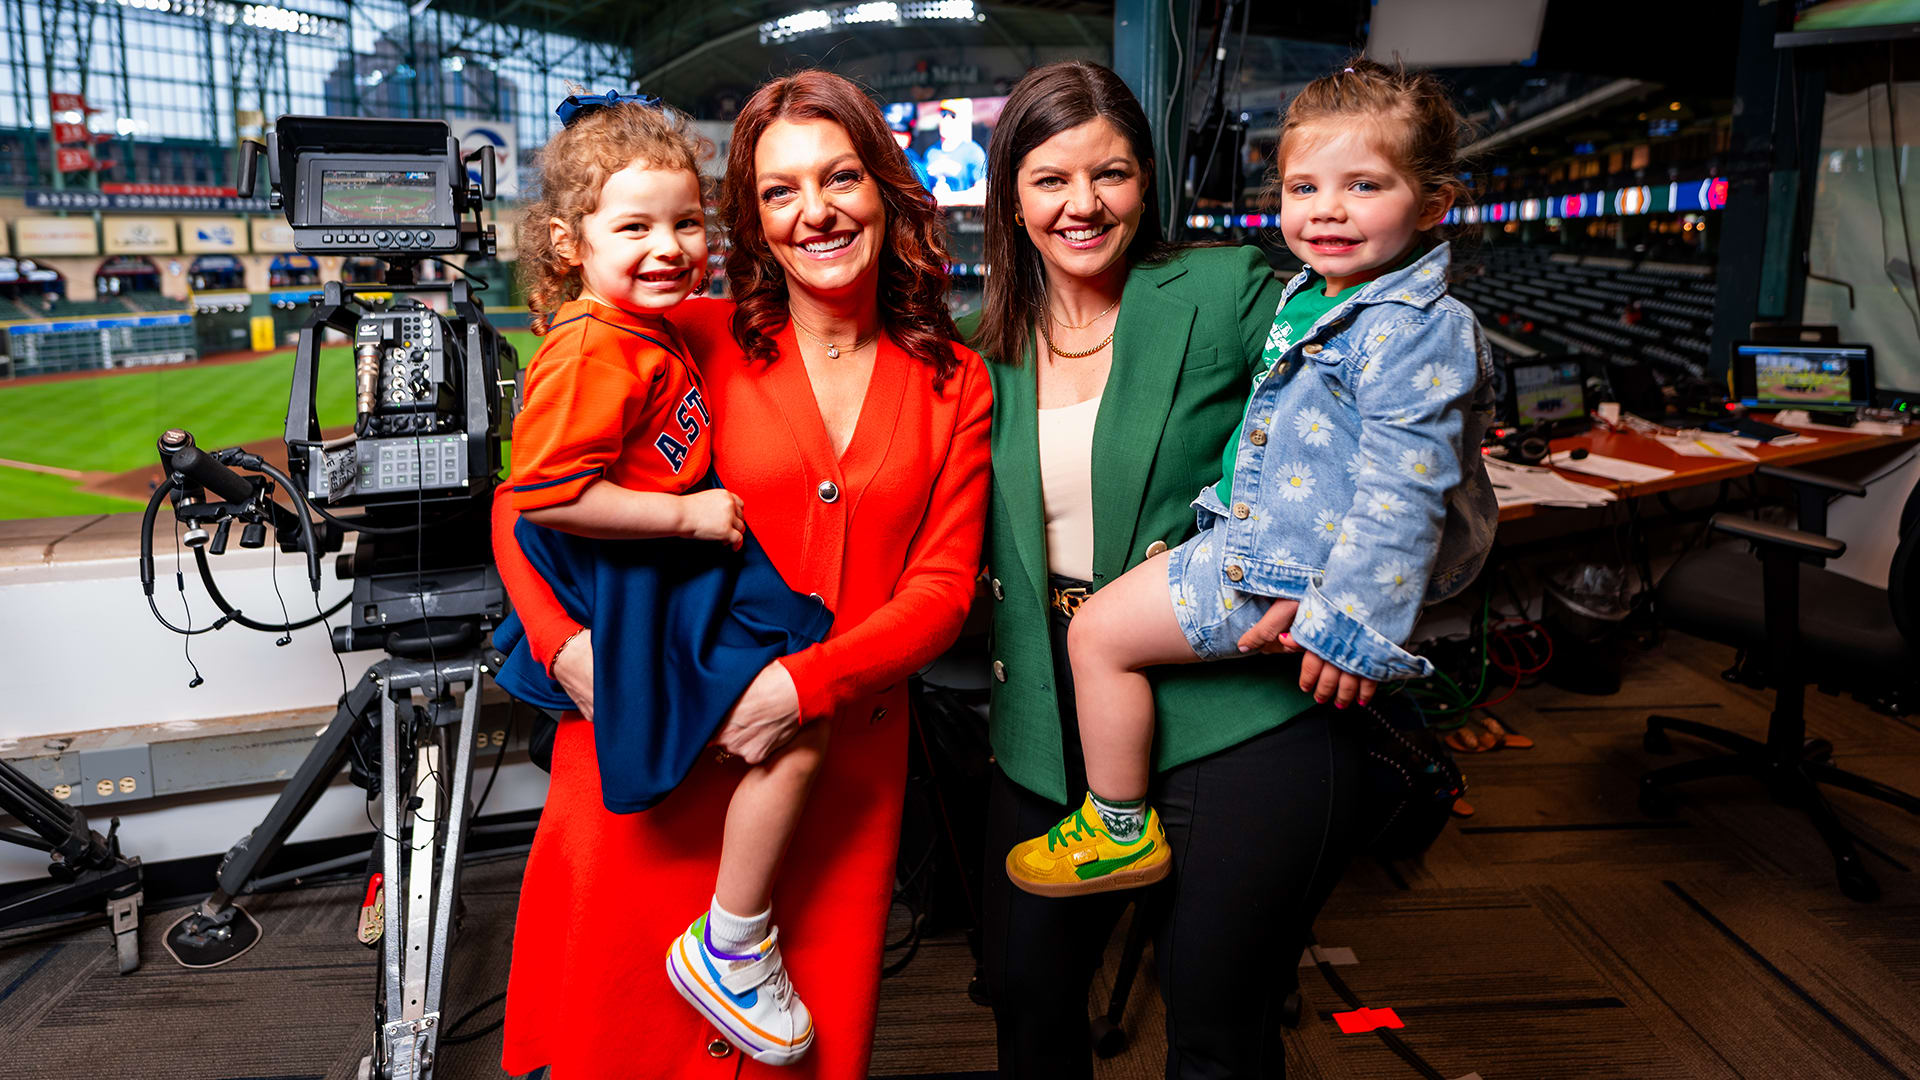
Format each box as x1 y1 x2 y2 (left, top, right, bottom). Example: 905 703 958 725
713 661 802 764
1299 651 1378 709
551 630 595 721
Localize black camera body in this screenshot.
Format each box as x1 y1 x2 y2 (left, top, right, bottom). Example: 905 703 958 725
236 115 518 655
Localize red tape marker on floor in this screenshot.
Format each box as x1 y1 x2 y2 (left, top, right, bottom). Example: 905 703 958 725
1332 1006 1405 1034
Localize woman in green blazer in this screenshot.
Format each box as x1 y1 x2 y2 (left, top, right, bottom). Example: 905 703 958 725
969 61 1372 1078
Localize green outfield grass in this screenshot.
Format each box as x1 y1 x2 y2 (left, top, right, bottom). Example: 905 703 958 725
0 465 145 519
0 330 542 520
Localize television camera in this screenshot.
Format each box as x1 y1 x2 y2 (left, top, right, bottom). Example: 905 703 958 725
126 115 518 1080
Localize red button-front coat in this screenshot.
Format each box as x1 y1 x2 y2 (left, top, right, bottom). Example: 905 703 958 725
493 296 992 1079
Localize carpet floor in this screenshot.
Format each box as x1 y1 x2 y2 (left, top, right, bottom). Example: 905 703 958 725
4 630 1918 1079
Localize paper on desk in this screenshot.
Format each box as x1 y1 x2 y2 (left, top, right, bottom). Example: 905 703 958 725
1772 409 1908 437
1654 433 1758 461
1485 456 1618 508
1548 452 1674 483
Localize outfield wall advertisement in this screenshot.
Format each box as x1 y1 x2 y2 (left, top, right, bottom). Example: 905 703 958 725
182 218 246 254
250 218 297 253
15 217 97 256
103 217 178 255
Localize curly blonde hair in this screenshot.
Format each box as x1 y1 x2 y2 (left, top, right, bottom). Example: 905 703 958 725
518 100 714 333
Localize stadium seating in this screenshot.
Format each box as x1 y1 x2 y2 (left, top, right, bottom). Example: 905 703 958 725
37 298 141 319
124 293 188 312
1450 246 1717 378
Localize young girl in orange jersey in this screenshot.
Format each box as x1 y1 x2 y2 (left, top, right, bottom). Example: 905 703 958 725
493 91 831 1064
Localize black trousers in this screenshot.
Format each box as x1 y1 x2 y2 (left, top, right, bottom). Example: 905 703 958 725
982 611 1369 1080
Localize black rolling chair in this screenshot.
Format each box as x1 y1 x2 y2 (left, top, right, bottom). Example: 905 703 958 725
1641 464 1920 901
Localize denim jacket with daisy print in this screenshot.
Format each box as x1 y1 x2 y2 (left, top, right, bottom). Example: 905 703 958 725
1191 242 1497 682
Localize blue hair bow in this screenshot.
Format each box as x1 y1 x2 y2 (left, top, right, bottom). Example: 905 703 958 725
556 89 660 128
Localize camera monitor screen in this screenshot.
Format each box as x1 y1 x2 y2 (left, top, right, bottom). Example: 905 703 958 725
1734 342 1873 410
1512 358 1586 426
1794 0 1920 32
320 168 439 226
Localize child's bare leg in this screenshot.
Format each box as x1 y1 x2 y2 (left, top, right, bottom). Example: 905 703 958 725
714 719 830 918
676 721 825 1062
1066 552 1203 802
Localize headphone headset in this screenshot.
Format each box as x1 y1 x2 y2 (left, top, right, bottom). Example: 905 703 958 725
1489 430 1588 468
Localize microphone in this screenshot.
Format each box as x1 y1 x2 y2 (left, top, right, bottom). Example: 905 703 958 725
158 429 255 505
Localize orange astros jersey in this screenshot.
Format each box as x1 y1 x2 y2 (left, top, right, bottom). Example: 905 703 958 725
510 297 712 511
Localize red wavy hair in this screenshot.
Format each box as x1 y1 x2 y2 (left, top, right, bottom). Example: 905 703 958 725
719 70 959 388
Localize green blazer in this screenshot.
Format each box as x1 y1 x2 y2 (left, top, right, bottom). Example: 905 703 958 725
973 245 1320 804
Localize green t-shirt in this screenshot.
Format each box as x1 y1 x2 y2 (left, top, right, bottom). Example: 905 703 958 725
1217 273 1364 504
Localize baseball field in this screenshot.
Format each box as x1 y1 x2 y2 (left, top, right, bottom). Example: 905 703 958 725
0 330 542 521
1754 367 1851 404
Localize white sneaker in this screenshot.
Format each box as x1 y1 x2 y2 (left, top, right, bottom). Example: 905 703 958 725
665 914 814 1065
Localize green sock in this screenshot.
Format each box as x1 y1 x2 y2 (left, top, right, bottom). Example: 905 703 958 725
1089 791 1146 842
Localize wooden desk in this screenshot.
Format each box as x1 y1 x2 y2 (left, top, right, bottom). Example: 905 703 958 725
1495 416 1920 522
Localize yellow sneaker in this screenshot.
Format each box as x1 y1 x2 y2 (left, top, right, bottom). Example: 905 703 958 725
1004 794 1171 897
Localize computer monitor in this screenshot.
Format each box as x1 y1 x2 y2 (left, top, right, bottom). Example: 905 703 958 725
1732 342 1874 412
1506 357 1589 429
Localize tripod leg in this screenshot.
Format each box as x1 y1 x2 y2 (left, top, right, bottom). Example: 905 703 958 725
422 670 480 1021
378 654 485 1080
165 663 385 969
401 736 440 1026
210 666 384 903
0 758 86 847
378 674 417 1076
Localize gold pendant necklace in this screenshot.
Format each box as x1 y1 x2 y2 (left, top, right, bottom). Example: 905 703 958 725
1041 315 1115 360
1047 296 1120 330
791 317 878 360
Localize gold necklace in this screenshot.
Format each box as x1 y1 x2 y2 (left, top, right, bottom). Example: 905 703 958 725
791 317 878 360
1040 315 1115 360
1047 296 1120 330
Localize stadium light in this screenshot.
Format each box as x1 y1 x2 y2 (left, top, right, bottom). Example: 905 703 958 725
760 0 982 43
766 9 833 41
110 0 344 40
843 2 899 24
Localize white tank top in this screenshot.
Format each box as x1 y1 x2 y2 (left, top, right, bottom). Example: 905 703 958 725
1037 393 1102 582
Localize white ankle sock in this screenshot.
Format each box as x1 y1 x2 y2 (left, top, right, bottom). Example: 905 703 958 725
707 895 771 956
1089 792 1147 842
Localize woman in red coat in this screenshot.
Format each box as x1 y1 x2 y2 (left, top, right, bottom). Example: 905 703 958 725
493 70 991 1079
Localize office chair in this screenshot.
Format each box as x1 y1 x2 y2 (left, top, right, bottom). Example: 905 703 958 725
1640 464 1920 901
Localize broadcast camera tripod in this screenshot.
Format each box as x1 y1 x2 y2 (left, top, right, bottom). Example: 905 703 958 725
0 758 144 971
166 646 493 1080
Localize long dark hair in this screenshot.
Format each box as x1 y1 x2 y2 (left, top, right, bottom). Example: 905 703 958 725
971 60 1174 367
719 70 960 388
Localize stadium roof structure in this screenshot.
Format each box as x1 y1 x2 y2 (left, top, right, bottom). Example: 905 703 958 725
419 0 1372 102
425 0 1106 93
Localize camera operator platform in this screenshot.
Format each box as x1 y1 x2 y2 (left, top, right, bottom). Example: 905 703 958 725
135 115 518 1080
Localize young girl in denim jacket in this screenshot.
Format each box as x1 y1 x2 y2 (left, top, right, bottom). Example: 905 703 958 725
1005 59 1497 897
